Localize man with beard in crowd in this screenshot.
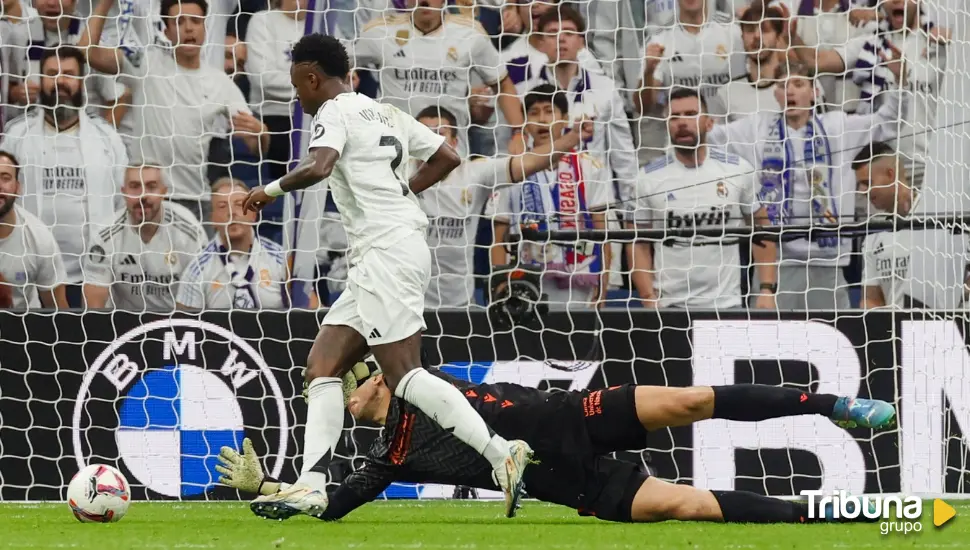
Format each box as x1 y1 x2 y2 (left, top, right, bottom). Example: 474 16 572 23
0 46 127 307
0 150 69 309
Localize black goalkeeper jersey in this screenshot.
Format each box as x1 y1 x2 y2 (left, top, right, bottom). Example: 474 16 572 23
321 370 643 520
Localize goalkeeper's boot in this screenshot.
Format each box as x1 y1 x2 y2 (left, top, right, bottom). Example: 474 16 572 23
831 397 896 430
250 485 328 521
493 440 533 519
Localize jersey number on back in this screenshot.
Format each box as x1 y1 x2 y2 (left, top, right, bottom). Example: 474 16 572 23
379 135 408 196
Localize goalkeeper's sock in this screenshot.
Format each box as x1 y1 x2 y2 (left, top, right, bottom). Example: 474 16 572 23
296 376 344 492
711 490 813 524
712 385 838 421
395 368 511 470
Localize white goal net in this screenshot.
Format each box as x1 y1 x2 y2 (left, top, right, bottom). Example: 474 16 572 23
0 0 969 502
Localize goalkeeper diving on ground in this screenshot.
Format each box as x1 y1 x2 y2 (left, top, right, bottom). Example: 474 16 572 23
219 362 895 524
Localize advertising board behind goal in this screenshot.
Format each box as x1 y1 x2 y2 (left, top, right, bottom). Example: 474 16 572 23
0 310 967 500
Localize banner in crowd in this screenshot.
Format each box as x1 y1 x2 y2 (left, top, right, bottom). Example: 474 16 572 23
1 310 968 501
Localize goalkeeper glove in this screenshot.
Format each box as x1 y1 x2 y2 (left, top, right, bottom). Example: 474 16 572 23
216 437 279 496
301 358 380 404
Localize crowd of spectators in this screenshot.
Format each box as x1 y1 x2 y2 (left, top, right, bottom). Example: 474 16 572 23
0 0 957 312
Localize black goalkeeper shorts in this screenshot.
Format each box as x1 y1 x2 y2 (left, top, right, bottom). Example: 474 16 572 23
579 384 649 455
577 455 651 523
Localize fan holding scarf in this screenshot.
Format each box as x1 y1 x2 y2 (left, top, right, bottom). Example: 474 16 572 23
489 85 612 309
707 60 909 310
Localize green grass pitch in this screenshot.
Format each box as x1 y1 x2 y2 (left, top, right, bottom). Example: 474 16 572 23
2 501 968 549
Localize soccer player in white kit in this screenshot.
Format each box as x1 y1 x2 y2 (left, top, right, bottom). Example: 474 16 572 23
243 34 532 520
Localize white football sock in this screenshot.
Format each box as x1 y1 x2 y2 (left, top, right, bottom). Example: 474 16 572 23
295 376 343 492
395 369 511 470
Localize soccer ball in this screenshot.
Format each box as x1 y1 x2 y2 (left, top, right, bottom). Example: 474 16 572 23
66 464 131 523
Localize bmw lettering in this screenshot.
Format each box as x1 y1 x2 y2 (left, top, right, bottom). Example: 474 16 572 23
72 319 288 499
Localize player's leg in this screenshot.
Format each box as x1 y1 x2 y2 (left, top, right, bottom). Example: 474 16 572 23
629 477 876 524
360 234 531 517
372 333 533 518
299 323 370 488
633 385 895 431
250 289 369 520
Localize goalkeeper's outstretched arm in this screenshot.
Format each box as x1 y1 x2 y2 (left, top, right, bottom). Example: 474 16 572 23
217 438 394 521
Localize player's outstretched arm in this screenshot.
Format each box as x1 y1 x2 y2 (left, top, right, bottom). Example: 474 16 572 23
408 142 461 195
244 147 339 212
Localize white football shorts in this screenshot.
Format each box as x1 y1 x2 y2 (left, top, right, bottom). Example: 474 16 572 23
323 231 430 345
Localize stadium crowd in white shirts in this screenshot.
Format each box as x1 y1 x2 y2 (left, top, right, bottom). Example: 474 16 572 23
0 0 960 312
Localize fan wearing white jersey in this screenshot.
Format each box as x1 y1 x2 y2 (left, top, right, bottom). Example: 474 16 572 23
177 178 296 310
707 62 908 310
352 0 523 155
415 105 594 308
631 88 777 310
712 5 784 123
850 0 946 188
0 150 68 309
635 0 743 162
243 34 532 521
84 165 206 312
853 141 970 309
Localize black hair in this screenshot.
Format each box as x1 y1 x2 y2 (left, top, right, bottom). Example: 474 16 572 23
39 46 87 75
0 150 21 180
523 84 569 117
536 5 587 34
852 141 897 171
160 0 209 18
667 86 708 112
415 106 459 138
291 33 351 79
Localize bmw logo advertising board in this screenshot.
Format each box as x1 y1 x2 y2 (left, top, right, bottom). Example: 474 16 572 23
72 319 288 498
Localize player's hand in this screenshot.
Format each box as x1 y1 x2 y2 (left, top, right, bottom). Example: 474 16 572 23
754 292 777 310
641 294 659 309
644 43 665 73
216 438 265 494
244 185 276 213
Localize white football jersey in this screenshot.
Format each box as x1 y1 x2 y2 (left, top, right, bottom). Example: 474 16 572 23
635 149 759 309
713 75 782 123
177 233 289 310
644 20 745 103
861 195 969 308
0 205 67 308
307 93 446 262
637 19 744 163
419 157 510 308
353 14 506 145
84 203 206 311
